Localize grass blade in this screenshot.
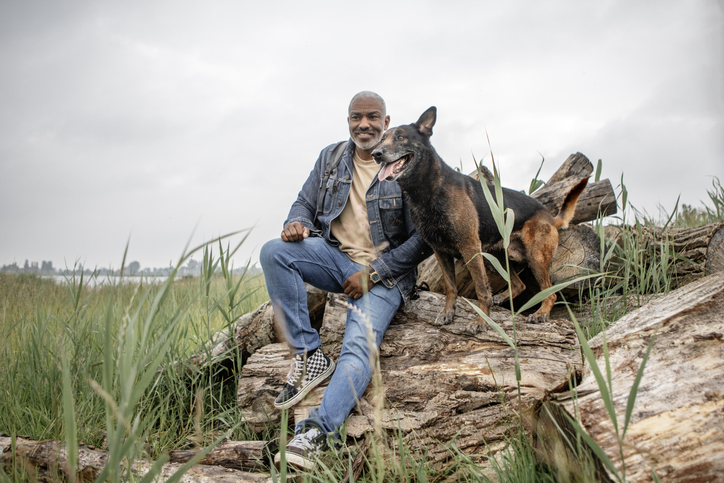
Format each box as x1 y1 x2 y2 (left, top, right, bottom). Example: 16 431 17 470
465 299 514 348
562 410 621 481
481 253 509 282
623 332 656 439
61 353 78 481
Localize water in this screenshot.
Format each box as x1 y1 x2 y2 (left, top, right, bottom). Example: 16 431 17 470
45 274 170 287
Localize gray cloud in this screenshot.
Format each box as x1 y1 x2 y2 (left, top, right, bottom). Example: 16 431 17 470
1 0 722 270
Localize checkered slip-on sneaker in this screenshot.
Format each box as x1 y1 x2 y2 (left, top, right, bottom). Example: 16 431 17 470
273 349 335 409
274 427 328 471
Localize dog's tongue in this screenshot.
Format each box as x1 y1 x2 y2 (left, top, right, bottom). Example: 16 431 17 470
377 160 399 182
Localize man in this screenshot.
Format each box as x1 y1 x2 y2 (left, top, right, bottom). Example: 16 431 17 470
259 91 431 470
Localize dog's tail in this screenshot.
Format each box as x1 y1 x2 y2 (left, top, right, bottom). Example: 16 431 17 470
553 177 589 229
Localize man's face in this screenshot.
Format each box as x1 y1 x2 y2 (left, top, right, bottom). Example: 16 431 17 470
348 98 390 152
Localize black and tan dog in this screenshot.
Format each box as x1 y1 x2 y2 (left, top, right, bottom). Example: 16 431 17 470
372 107 588 328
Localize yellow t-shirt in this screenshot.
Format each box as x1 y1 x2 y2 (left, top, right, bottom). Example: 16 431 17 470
330 151 379 266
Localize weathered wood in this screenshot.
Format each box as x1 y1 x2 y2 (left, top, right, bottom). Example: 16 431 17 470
552 271 724 482
237 291 582 468
544 152 594 186
533 178 617 225
0 436 109 482
169 440 275 472
0 436 274 482
550 224 602 294
707 224 724 274
604 221 724 288
187 284 327 368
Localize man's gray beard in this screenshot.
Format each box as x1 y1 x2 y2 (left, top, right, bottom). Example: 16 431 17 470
353 133 382 151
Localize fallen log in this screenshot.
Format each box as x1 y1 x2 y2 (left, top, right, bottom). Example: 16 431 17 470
0 435 275 482
530 153 616 224
548 271 724 482
169 440 276 472
604 220 724 288
237 291 583 471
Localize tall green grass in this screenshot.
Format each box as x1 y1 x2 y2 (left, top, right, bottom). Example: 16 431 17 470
0 235 267 481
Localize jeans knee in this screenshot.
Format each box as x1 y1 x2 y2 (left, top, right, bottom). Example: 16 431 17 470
259 238 284 269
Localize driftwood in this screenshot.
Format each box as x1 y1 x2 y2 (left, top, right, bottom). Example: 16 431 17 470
169 440 276 472
548 271 724 482
419 152 614 303
604 221 724 288
237 291 583 470
0 435 275 482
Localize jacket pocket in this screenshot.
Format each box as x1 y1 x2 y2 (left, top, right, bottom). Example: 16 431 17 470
379 196 404 235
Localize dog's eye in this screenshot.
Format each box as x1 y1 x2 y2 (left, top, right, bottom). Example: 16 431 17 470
397 135 404 140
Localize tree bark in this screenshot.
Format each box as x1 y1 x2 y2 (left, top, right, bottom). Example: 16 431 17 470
548 271 724 482
169 440 276 472
535 178 617 225
0 436 276 482
237 291 583 470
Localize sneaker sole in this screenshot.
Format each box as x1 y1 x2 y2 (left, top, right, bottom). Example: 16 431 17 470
274 450 317 471
273 359 336 410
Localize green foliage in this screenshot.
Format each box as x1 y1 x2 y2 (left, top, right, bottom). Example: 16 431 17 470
0 233 267 480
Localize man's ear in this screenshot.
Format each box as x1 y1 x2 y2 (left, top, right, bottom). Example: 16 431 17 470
384 115 390 130
415 106 437 137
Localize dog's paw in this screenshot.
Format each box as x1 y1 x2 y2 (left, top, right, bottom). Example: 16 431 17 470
526 312 549 324
434 308 456 326
465 322 484 335
492 294 507 306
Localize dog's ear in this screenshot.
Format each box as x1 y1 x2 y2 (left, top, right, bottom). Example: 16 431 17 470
415 106 437 137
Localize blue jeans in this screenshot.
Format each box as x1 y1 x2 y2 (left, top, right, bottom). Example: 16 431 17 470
259 237 402 437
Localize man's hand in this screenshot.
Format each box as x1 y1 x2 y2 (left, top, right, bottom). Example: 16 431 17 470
281 222 310 242
343 268 375 299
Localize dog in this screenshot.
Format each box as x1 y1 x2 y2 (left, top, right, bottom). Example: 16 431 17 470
371 107 588 329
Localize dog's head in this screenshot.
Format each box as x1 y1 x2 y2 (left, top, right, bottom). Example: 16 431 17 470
372 106 437 183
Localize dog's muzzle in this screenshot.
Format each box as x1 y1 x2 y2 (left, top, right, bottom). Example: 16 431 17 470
377 153 412 182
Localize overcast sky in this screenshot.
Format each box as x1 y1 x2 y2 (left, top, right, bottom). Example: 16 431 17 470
1 1 722 271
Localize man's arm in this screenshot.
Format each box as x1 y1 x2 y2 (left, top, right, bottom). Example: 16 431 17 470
282 146 333 238
369 231 432 284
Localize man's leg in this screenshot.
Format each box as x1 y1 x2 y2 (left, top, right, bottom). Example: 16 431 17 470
297 282 402 436
260 237 355 353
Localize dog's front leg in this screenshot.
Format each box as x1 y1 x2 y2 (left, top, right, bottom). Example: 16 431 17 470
434 252 457 326
462 248 491 334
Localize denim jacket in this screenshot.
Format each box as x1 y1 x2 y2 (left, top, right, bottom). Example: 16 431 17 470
285 140 432 303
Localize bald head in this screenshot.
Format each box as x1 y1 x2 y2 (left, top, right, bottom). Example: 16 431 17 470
348 91 387 117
